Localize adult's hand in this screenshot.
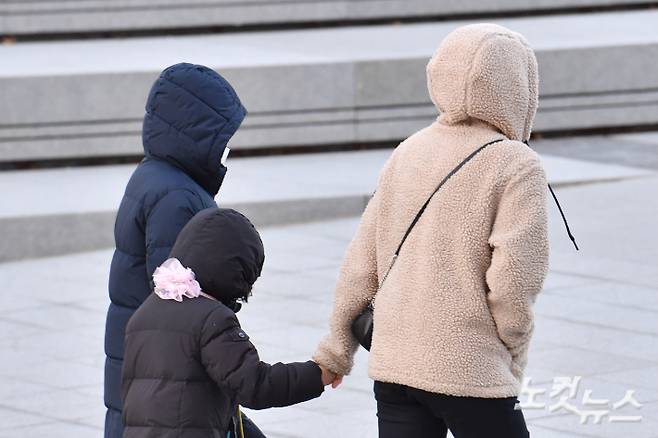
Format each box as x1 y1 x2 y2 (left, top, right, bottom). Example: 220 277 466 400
318 364 337 386
331 375 343 389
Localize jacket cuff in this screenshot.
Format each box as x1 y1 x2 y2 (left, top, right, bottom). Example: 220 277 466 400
298 360 325 400
509 342 529 382
510 359 525 381
509 343 529 367
313 339 354 376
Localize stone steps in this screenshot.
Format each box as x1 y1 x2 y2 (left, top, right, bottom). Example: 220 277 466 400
2 10 658 164
1 0 651 36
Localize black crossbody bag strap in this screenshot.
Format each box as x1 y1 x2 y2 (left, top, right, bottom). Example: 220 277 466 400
379 138 506 286
522 140 579 251
353 138 505 351
380 138 579 285
352 138 578 351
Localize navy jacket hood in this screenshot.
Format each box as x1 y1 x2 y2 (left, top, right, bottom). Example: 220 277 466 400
142 63 247 196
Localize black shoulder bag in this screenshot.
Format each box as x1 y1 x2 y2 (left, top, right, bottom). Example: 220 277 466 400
351 139 579 351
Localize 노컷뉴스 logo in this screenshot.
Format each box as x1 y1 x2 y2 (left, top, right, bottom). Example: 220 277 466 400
516 376 643 424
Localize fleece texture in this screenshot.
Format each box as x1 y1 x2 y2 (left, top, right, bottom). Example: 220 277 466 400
314 24 549 398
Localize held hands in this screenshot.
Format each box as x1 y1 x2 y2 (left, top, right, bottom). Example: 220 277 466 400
318 364 343 389
330 374 343 389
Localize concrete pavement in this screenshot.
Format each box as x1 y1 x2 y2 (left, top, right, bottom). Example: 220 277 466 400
1 159 657 437
1 133 655 262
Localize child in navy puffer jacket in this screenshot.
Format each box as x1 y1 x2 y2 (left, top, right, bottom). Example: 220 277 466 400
105 63 245 438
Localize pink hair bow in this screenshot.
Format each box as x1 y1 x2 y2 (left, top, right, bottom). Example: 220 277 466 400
152 258 201 302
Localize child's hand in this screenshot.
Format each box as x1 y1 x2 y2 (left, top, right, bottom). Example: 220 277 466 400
318 365 337 386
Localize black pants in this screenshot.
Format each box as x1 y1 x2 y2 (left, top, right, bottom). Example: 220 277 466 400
374 381 529 438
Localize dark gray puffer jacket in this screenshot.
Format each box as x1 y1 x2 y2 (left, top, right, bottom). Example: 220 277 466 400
121 208 324 438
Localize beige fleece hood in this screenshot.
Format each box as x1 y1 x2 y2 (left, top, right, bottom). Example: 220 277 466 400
427 23 539 142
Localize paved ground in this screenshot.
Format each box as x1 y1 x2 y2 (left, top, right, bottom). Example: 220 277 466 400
4 10 658 78
2 148 650 218
2 136 654 262
1 141 658 437
532 133 658 172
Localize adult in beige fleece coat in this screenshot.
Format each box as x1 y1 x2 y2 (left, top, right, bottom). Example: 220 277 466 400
315 24 549 437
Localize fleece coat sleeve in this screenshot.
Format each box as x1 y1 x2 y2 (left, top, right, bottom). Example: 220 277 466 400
200 308 324 410
485 158 549 378
314 192 380 376
145 189 204 277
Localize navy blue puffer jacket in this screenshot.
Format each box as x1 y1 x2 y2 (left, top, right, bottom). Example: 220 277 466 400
104 63 246 438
